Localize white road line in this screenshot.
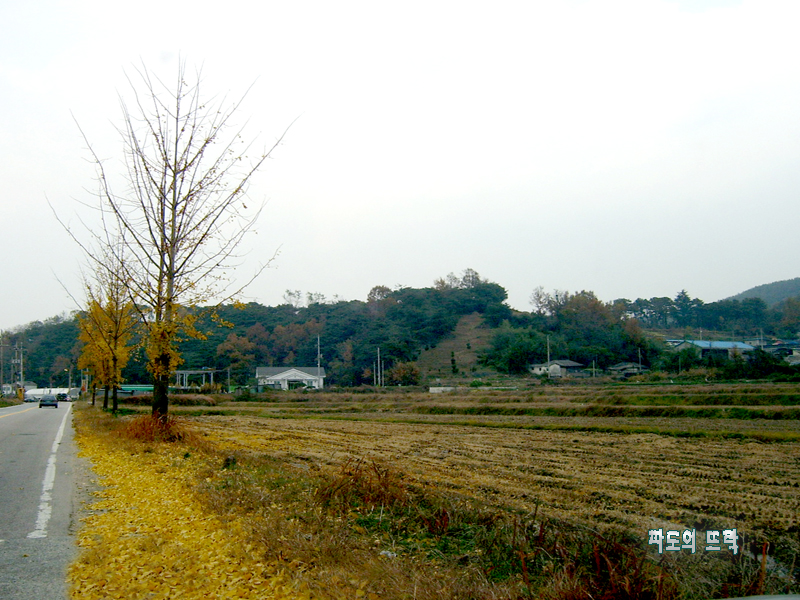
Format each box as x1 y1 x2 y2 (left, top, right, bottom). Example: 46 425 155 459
27 404 72 539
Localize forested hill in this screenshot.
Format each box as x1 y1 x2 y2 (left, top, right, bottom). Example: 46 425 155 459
727 277 800 307
176 277 512 386
3 276 510 388
8 273 800 388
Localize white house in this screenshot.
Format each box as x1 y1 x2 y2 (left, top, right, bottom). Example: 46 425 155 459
255 366 325 390
785 349 800 366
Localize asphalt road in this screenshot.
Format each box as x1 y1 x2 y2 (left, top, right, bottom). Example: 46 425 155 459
0 402 81 599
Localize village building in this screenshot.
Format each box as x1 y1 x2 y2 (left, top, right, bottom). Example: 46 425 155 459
255 366 326 390
607 362 649 378
670 340 755 360
529 359 584 378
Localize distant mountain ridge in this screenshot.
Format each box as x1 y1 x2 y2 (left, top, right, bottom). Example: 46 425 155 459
727 277 800 306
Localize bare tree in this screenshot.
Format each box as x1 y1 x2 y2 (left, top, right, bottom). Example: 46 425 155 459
530 286 550 316
77 62 286 418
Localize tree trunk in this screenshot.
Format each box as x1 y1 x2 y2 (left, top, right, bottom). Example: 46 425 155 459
111 355 119 414
151 349 171 419
103 386 109 411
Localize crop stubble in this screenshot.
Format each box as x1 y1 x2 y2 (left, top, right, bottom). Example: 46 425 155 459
189 415 800 536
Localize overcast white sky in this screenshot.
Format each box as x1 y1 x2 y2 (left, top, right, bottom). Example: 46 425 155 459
1 0 798 330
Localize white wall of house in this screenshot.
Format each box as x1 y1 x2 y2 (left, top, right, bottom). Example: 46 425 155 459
256 368 325 390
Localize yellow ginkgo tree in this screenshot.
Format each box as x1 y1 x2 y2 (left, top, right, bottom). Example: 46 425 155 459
77 244 139 413
72 61 286 419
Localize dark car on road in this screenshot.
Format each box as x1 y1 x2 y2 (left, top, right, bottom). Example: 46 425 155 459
39 395 58 408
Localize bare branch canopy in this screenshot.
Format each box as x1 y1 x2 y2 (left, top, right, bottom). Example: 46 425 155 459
76 61 289 416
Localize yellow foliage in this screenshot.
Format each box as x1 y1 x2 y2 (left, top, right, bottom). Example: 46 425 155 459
78 295 137 389
69 419 317 599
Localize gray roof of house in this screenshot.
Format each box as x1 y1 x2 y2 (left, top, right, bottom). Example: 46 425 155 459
531 360 584 368
608 362 647 370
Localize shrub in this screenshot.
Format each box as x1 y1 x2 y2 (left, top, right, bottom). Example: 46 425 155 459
386 362 422 386
121 415 196 443
315 457 409 511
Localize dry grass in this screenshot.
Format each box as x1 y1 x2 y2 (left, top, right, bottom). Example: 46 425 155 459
415 312 496 378
187 416 800 535
76 382 800 599
195 447 677 599
121 393 218 406
121 414 200 444
192 442 795 599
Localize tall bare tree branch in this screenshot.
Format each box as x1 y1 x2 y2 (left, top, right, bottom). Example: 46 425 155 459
71 60 290 417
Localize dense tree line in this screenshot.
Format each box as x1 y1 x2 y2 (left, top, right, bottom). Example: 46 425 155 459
5 275 800 388
480 290 659 374
478 287 800 377
616 290 800 338
1 314 80 389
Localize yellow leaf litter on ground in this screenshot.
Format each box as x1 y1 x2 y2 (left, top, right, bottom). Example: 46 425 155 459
68 428 316 600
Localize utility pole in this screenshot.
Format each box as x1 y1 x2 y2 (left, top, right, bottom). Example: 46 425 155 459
13 344 25 384
12 343 25 399
546 335 551 379
0 332 8 395
376 347 383 387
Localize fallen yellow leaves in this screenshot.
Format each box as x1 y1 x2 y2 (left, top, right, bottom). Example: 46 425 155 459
68 428 316 599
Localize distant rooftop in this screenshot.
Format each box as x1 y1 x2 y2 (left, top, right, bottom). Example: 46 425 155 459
530 360 584 368
256 366 326 377
668 340 755 350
